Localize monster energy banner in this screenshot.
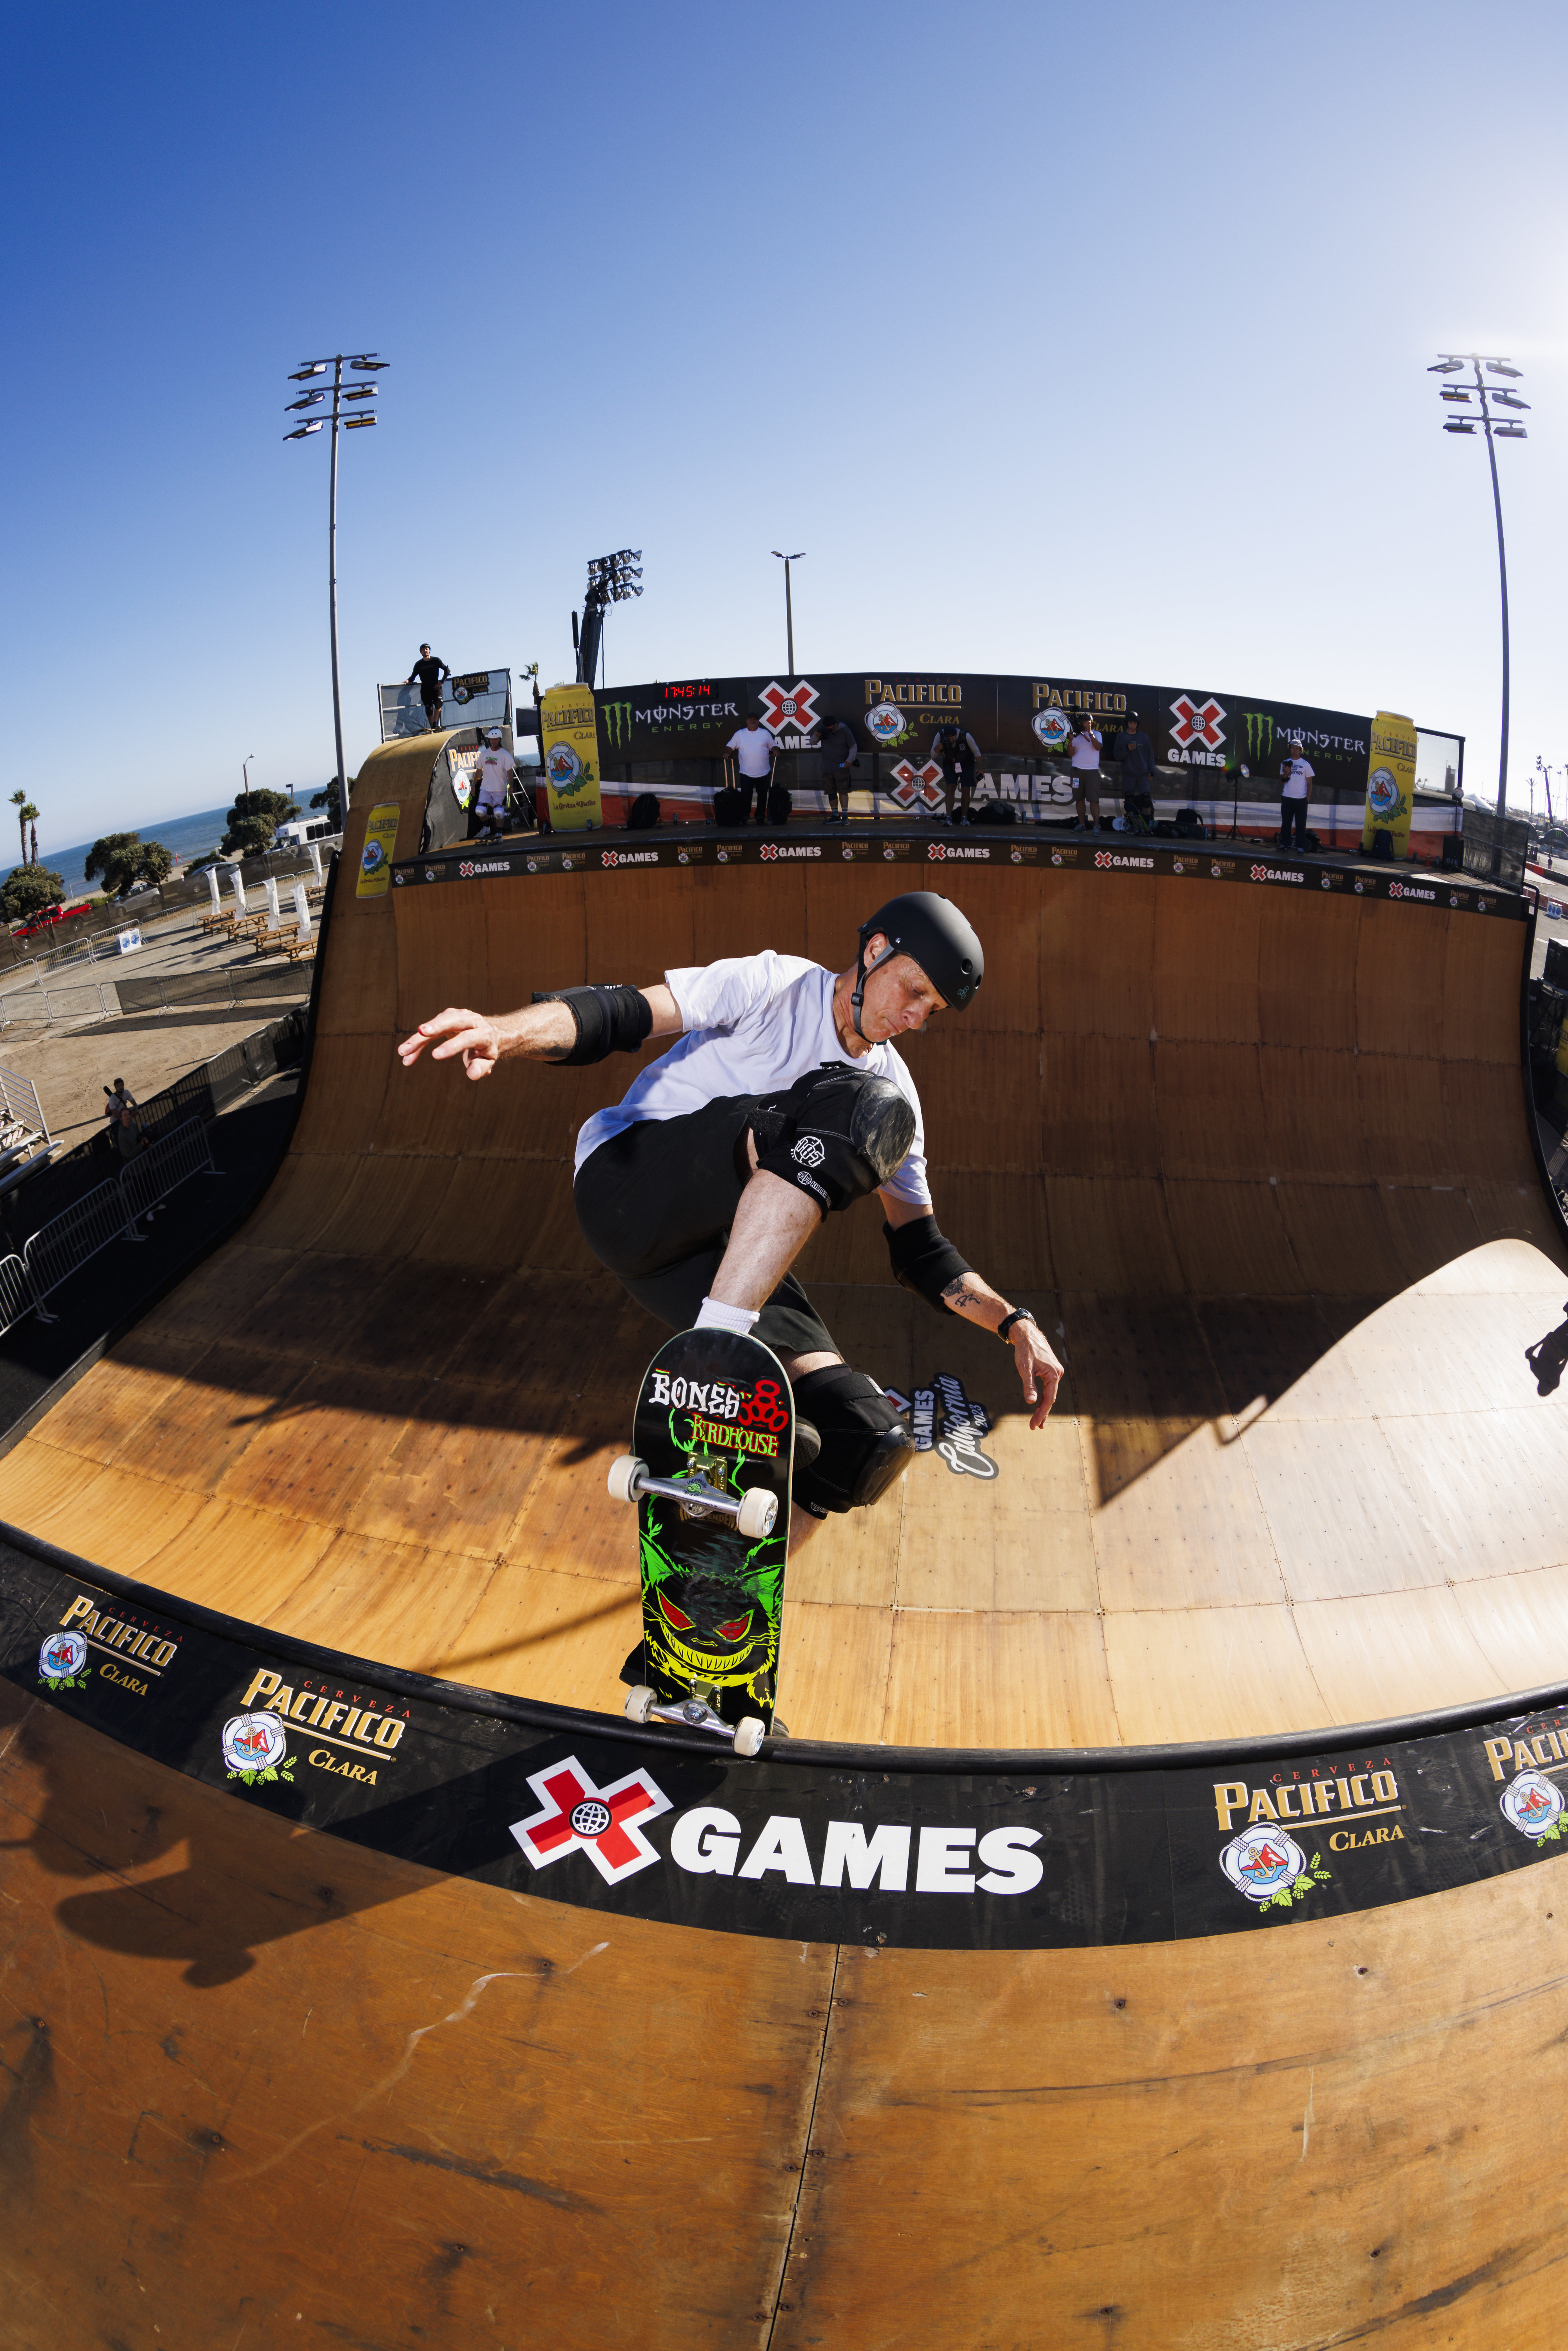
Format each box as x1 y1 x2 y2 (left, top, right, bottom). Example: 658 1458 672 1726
593 671 1374 784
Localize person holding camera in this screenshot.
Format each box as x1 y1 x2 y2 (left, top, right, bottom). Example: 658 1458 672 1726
1279 739 1314 853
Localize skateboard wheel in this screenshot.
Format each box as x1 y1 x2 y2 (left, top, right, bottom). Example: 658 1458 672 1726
735 1488 777 1540
733 1716 766 1759
624 1685 655 1724
607 1454 644 1505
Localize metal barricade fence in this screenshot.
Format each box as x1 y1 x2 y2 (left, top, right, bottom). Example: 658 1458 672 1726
118 1116 219 1223
24 1181 138 1318
0 1252 30 1331
20 1117 223 1325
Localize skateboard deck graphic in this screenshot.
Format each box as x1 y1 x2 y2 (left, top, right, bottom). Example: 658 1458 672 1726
609 1329 794 1751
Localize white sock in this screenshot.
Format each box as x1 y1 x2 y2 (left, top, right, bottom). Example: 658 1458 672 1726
695 1296 759 1338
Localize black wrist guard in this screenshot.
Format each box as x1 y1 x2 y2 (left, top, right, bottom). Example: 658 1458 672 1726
530 983 652 1066
884 1213 975 1316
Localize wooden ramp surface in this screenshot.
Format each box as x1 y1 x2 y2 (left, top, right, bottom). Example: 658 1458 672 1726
0 736 1561 1750
4 737 1568 2351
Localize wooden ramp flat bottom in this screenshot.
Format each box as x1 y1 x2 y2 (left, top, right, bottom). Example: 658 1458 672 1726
3 739 1568 2348
6 1693 1568 2351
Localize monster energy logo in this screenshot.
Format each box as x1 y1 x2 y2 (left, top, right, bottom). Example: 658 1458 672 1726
1243 712 1276 764
601 700 633 748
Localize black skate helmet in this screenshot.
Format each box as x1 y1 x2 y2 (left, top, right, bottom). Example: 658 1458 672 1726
852 891 984 1036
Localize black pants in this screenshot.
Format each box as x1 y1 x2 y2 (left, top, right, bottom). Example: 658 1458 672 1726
421 696 443 731
1280 796 1309 851
574 1098 836 1359
737 773 772 820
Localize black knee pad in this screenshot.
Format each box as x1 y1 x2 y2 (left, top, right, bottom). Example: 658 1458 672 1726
750 1068 916 1216
791 1365 915 1515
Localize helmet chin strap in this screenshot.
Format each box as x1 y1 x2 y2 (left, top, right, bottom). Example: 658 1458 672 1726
850 935 898 1041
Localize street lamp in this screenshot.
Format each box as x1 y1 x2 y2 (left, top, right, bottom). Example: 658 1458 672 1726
574 549 643 688
283 351 388 820
242 754 255 824
1430 352 1528 817
771 551 804 675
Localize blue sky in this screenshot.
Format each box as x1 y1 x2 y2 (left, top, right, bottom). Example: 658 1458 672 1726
7 0 1567 852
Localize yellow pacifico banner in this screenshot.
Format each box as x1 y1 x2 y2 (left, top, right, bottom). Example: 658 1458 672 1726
541 685 604 832
356 801 400 897
1363 711 1417 859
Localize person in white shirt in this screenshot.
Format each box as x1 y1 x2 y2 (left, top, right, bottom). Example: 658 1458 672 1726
472 729 523 840
399 892 1063 1532
724 715 778 825
1068 722 1102 830
1279 739 1315 854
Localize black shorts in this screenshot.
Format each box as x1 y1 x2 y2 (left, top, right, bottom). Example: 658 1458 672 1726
573 1093 837 1359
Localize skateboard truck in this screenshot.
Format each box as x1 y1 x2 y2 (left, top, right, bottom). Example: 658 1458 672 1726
622 1676 766 1757
607 1454 778 1540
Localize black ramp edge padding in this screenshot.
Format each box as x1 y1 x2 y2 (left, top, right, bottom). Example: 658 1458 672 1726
8 1518 1568 1952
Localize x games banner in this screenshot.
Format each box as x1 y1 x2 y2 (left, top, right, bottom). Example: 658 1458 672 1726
594 671 1374 785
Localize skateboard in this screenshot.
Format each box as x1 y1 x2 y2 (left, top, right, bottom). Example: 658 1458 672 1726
608 1328 794 1757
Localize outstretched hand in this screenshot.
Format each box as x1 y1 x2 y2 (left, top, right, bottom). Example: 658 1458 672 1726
1013 1322 1064 1431
397 1007 502 1081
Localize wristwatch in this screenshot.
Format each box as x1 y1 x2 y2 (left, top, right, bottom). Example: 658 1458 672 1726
996 1306 1038 1344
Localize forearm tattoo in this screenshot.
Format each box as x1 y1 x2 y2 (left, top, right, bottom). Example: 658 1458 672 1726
940 1276 988 1315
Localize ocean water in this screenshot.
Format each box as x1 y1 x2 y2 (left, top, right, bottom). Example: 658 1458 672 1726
30 805 236 904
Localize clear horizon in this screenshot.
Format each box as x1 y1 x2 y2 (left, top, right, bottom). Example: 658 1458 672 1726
6 0 1566 856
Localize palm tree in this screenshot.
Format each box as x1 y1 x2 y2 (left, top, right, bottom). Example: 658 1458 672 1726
9 789 25 866
27 811 38 867
20 805 39 869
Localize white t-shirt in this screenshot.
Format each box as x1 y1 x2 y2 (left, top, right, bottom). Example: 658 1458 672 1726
726 726 777 779
474 745 518 803
1069 729 1102 771
573 951 931 1208
1282 758 1314 800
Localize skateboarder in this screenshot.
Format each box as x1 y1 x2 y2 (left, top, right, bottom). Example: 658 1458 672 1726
472 727 524 839
397 891 1064 1522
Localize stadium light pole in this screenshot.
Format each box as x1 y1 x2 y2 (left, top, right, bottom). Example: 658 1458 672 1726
242 754 255 823
283 351 389 822
1430 352 1528 817
771 551 804 675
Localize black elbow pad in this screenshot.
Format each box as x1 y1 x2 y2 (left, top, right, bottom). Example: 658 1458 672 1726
884 1213 974 1315
530 983 653 1065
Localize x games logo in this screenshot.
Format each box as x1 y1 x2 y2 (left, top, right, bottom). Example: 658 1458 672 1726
509 1755 672 1883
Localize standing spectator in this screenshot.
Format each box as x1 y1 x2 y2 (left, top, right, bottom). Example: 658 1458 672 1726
930 721 987 826
817 714 858 826
103 1077 137 1128
1114 711 1159 828
111 1104 145 1163
1068 719 1103 829
723 714 778 825
406 646 451 733
1279 738 1314 853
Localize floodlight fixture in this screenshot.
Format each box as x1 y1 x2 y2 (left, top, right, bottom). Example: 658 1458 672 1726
347 355 388 371
285 392 327 411
344 415 377 430
341 385 377 401
1491 390 1529 410
1493 422 1527 440
1428 359 1465 374
1440 388 1471 403
1486 361 1523 377
1443 419 1477 433
283 420 325 439
289 361 329 381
